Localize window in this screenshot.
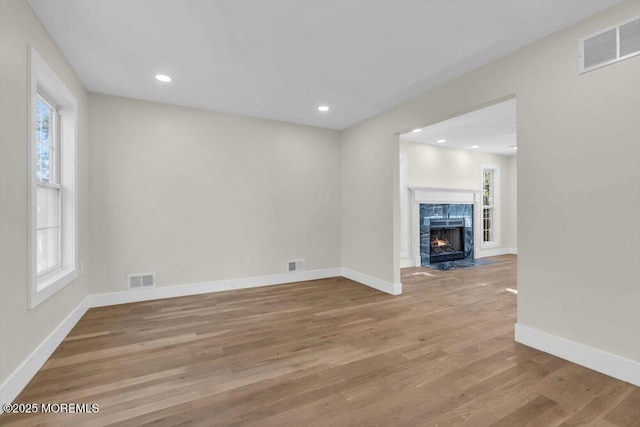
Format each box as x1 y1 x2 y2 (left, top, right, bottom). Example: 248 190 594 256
481 165 500 247
28 46 78 308
36 96 62 276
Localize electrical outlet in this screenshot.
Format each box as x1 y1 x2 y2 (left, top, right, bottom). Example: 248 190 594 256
325 240 331 251
80 261 88 275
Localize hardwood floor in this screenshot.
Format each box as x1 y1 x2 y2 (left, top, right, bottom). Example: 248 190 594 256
2 255 638 426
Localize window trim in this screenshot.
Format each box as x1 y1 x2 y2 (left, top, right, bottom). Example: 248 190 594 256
27 46 78 309
480 164 500 249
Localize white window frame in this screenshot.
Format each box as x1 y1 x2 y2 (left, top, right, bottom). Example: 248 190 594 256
27 46 78 309
481 165 500 249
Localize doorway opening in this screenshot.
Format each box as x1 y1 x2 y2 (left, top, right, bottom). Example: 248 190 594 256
398 98 517 274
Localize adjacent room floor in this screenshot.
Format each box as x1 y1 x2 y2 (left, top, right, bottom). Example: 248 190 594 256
3 255 639 426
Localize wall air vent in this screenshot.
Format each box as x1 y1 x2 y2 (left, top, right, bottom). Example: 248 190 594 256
287 259 305 273
128 273 155 289
580 16 640 74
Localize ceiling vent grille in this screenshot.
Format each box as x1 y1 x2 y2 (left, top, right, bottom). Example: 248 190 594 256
580 17 640 73
287 259 305 273
128 273 155 289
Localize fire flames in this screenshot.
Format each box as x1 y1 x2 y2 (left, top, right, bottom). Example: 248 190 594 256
431 237 449 248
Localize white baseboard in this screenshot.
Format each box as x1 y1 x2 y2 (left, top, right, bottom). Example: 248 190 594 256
477 247 517 258
341 268 402 295
400 258 416 268
515 323 640 387
89 267 401 307
0 296 90 407
89 268 343 307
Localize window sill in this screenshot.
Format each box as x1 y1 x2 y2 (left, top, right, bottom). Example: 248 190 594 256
30 267 78 309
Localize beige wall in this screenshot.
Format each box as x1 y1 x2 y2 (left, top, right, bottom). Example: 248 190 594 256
89 94 341 294
399 140 517 263
342 1 640 361
0 0 90 385
508 155 517 249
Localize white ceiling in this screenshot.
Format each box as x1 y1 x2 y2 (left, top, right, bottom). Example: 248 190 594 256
401 99 517 156
29 0 620 130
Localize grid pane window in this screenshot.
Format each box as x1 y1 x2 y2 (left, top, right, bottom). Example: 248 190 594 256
483 208 493 242
482 170 494 243
35 95 61 275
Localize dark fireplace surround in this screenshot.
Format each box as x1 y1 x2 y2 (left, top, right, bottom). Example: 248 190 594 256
420 204 473 266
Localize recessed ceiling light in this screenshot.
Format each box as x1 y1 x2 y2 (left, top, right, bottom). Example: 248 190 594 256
412 128 422 133
318 105 330 112
471 145 479 149
155 74 172 82
437 139 446 143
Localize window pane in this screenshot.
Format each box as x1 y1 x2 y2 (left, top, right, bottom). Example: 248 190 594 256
36 97 52 183
36 228 60 274
37 186 60 228
483 207 493 242
36 143 42 181
483 171 493 206
36 97 51 145
41 144 51 181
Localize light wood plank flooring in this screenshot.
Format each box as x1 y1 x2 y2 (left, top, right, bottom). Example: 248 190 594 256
2 255 639 426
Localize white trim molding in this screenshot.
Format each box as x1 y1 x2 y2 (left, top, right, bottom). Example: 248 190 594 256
515 323 640 387
341 268 402 295
477 247 517 258
0 297 89 408
399 258 415 269
90 268 342 307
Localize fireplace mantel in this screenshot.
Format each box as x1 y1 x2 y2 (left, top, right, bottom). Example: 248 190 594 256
410 187 483 204
410 187 483 193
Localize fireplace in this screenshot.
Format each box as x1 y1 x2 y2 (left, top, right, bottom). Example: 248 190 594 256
429 218 466 263
416 199 476 268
